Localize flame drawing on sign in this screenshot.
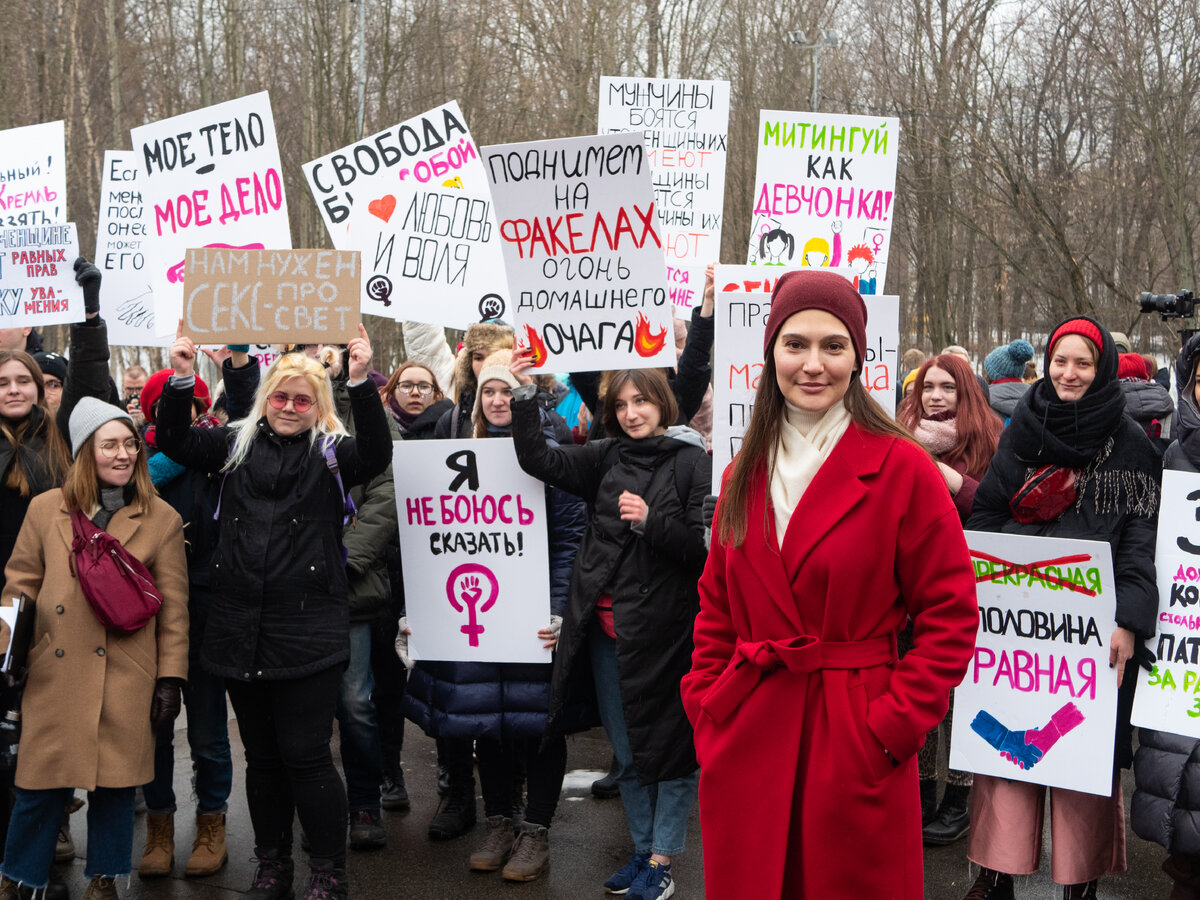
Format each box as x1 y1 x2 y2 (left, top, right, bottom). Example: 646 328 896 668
633 312 667 357
522 325 548 366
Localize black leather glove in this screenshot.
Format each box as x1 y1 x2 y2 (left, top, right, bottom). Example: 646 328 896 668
73 257 102 315
149 677 184 733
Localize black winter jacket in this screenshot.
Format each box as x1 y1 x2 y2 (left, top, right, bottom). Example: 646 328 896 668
511 389 711 784
155 378 392 680
403 416 587 741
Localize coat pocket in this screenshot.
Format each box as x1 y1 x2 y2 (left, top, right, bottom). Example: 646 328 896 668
846 677 897 785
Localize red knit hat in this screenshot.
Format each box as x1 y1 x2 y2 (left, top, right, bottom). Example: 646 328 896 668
763 270 868 368
1117 353 1149 381
1048 318 1103 355
140 368 210 425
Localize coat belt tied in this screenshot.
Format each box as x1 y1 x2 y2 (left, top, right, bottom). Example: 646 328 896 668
700 633 897 725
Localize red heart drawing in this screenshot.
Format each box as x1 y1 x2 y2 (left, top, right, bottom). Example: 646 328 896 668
368 195 396 222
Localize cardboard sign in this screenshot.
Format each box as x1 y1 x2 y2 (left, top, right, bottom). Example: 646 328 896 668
0 224 85 327
95 151 167 347
485 132 675 371
393 439 551 664
303 102 507 328
182 248 359 343
747 111 899 293
598 77 730 310
1133 468 1200 736
130 91 292 337
710 265 898 491
0 121 67 227
950 531 1119 796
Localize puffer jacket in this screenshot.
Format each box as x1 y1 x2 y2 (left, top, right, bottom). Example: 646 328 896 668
1132 331 1200 853
987 378 1029 422
1121 378 1175 453
155 377 392 680
403 412 587 740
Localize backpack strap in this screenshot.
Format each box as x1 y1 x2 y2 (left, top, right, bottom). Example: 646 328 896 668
320 434 358 528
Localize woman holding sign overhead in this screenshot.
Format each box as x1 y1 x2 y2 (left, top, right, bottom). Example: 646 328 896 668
155 322 391 900
682 270 978 900
964 317 1160 900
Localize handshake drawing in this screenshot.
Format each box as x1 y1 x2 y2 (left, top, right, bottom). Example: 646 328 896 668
969 702 1086 771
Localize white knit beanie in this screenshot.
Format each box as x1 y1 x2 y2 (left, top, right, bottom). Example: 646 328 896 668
69 396 134 458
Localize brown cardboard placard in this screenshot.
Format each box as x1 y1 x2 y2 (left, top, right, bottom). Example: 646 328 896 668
182 248 359 343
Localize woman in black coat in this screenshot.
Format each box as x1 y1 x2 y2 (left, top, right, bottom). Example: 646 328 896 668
510 361 710 900
1132 331 1200 898
962 317 1160 900
155 324 391 900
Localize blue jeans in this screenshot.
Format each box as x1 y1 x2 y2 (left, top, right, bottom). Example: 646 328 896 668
336 622 383 812
143 588 233 814
589 629 697 857
2 786 135 886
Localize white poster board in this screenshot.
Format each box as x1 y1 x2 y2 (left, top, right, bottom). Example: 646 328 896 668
0 224 85 327
130 91 291 337
96 151 166 347
710 264 898 491
485 132 675 372
598 77 729 310
950 531 1119 796
747 111 899 292
303 102 507 328
393 439 550 664
0 121 67 227
1133 468 1200 735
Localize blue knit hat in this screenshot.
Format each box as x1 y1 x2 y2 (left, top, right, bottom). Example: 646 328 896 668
983 339 1035 381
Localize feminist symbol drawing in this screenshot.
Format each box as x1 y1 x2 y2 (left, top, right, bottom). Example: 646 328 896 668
445 563 500 647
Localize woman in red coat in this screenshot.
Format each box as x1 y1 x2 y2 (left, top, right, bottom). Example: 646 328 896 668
682 270 979 899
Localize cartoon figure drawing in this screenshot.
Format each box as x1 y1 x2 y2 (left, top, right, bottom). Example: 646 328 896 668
847 242 878 294
758 227 795 265
801 220 842 267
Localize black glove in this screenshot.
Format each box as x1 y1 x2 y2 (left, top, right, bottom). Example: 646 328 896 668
702 494 718 530
149 677 184 733
73 257 102 315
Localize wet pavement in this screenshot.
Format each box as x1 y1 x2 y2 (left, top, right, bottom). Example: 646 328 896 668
53 719 1171 898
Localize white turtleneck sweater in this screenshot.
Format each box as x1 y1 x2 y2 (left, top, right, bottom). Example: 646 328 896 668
768 400 852 548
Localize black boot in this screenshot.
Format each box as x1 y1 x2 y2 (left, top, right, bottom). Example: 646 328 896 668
427 776 477 840
919 779 938 827
244 848 294 900
924 783 970 846
1063 881 1097 900
963 868 1014 900
380 753 410 812
591 753 620 800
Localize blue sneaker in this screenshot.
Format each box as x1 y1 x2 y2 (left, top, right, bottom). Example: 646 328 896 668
603 852 649 894
628 860 674 900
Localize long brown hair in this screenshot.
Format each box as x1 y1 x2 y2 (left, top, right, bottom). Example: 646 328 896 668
897 354 1002 480
715 350 921 548
61 420 156 516
0 350 70 496
381 361 444 407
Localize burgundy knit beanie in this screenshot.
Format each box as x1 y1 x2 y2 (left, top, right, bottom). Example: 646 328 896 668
763 270 868 368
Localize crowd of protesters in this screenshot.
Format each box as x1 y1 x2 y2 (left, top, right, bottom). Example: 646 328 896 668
0 257 1197 900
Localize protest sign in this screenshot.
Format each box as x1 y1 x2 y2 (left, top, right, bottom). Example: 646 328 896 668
0 122 66 227
0 224 85 328
95 151 166 347
747 111 899 292
130 91 291 337
598 77 729 310
710 265 898 491
1133 468 1200 737
393 439 550 664
950 531 1118 796
485 132 675 371
303 102 506 328
182 248 359 344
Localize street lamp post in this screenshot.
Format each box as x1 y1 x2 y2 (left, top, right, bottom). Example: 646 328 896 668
787 29 840 112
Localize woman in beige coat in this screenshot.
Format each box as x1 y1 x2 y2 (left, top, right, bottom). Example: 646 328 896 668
0 398 188 900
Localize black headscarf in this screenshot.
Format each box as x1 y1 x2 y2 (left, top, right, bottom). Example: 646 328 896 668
1007 315 1126 468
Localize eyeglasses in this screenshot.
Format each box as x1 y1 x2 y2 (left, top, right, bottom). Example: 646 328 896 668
268 391 315 412
43 378 62 391
97 438 141 458
396 382 434 396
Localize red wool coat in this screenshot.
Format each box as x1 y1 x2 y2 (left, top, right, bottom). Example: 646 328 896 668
682 424 978 899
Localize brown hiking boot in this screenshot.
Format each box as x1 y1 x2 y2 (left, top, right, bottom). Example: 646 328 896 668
81 877 118 900
468 815 513 872
138 812 174 877
501 823 550 882
185 811 228 876
0 876 19 900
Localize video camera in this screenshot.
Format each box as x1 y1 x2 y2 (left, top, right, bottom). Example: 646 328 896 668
1139 290 1194 319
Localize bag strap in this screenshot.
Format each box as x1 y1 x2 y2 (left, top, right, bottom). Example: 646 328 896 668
320 435 357 527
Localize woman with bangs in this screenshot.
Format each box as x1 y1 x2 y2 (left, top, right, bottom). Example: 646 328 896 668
897 352 1003 847
155 324 392 900
380 361 452 440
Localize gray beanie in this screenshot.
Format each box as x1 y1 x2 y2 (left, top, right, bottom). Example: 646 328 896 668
69 396 134 458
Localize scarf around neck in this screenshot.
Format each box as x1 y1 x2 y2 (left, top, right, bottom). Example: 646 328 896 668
913 411 958 456
769 400 851 549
